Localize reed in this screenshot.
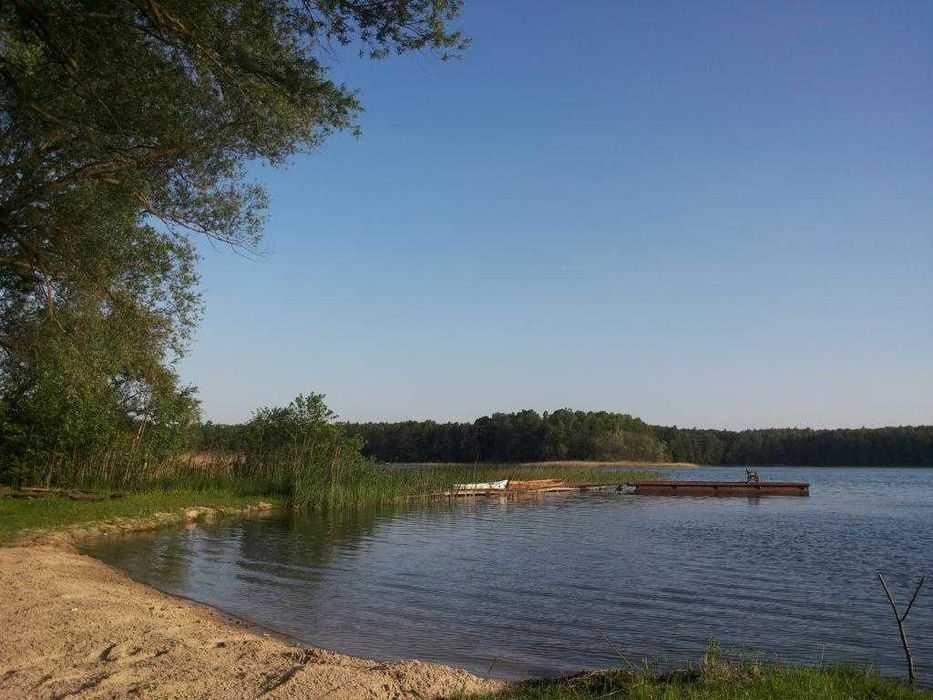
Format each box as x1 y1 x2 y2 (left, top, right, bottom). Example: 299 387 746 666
4 442 659 512
233 457 657 511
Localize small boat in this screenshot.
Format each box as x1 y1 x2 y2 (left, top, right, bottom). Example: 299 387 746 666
453 479 509 491
439 481 629 498
633 480 809 497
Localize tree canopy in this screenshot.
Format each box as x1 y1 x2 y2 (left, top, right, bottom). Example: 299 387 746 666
336 409 670 463
333 414 933 467
0 0 464 484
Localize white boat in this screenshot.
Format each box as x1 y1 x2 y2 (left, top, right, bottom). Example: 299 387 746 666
453 479 509 491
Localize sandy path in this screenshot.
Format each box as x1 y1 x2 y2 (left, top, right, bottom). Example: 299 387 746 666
0 545 503 699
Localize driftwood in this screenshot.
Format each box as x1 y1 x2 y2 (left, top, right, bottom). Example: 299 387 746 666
878 572 925 685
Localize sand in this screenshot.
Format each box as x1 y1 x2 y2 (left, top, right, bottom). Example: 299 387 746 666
0 544 503 699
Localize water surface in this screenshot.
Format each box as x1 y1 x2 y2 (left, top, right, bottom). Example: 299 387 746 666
84 467 933 680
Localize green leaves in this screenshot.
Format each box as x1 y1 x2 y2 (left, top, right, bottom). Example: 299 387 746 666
0 1 464 484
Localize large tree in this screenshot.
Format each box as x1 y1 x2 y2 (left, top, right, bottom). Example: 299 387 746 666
0 0 464 482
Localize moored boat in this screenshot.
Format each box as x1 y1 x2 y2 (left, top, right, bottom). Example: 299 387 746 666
452 479 509 492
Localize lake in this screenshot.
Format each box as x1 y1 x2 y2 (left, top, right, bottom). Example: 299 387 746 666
82 467 933 681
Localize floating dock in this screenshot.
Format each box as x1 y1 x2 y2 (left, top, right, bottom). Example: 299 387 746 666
418 479 810 501
633 480 809 497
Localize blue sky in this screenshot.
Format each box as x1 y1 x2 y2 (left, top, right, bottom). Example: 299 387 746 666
182 1 933 429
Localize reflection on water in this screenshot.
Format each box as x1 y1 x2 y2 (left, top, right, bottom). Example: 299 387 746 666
83 467 933 680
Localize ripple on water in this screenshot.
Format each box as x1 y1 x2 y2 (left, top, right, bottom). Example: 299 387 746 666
83 467 933 681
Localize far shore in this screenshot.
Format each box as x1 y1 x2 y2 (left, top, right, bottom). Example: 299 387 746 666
392 460 700 469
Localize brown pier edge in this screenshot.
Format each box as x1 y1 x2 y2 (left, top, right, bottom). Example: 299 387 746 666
634 480 809 497
425 479 810 499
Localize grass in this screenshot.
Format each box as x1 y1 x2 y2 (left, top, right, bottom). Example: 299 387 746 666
179 452 660 510
463 661 933 699
283 462 659 510
0 462 657 542
0 488 283 544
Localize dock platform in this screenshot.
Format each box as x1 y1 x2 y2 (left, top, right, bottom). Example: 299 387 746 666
633 480 809 497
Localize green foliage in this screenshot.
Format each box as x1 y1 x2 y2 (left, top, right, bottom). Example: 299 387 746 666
657 426 933 466
338 415 933 466
0 0 465 262
0 306 200 486
244 393 343 456
233 392 369 504
0 1 464 484
222 394 656 511
3 386 664 511
345 409 671 463
0 179 202 485
196 420 250 452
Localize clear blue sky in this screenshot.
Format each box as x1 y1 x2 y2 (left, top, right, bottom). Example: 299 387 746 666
182 0 933 429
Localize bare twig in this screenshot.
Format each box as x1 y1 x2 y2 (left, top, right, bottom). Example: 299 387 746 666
258 649 315 696
600 631 639 673
878 573 925 685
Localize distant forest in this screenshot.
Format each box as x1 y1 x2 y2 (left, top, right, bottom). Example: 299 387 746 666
197 409 933 467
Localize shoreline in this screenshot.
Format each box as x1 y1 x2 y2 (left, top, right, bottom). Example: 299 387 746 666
0 538 503 699
5 543 928 700
4 499 929 699
9 500 280 548
517 460 698 469
393 460 699 469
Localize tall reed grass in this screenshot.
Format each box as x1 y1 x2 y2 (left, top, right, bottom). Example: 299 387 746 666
11 448 657 511
229 454 657 511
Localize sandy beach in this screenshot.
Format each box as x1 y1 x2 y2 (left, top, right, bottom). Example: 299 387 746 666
0 544 502 699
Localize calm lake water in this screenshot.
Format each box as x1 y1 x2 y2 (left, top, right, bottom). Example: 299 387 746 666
83 467 933 681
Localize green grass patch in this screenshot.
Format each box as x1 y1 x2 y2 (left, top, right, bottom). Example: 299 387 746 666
464 664 932 699
0 489 283 544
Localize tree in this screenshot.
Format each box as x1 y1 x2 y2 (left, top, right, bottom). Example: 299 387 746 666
0 1 465 483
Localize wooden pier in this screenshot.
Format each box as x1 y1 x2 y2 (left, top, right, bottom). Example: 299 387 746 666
633 480 809 497
416 479 811 501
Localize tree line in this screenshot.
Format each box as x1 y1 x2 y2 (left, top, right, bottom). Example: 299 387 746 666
197 410 933 467
346 410 668 463
653 425 933 466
